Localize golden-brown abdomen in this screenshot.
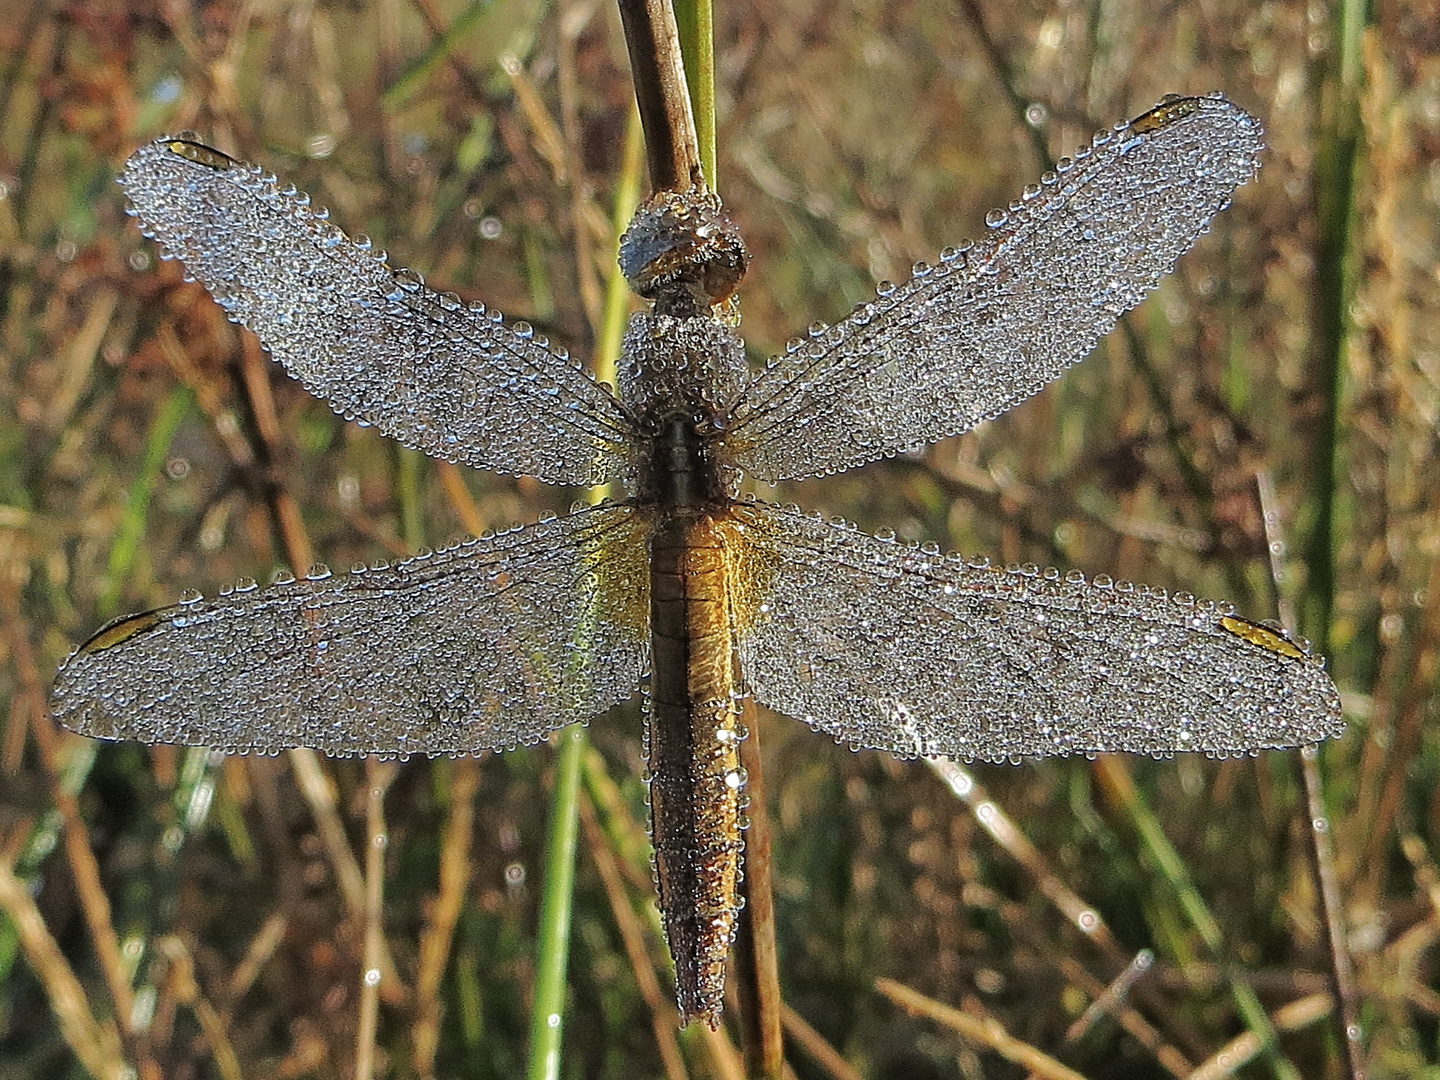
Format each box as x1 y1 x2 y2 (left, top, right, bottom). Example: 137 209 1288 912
647 509 746 1027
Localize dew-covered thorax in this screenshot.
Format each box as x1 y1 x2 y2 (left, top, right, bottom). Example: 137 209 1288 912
619 311 746 507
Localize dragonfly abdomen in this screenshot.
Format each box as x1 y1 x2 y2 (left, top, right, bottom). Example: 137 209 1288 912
647 510 747 1026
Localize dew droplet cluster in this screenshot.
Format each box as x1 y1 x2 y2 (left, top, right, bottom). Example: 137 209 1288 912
730 503 1342 762
54 507 650 756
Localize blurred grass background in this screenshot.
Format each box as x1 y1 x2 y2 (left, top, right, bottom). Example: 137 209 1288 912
1 0 1436 1077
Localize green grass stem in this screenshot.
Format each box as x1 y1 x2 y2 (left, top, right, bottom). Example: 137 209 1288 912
672 0 716 189
1301 0 1368 655
526 724 587 1080
99 386 192 618
525 94 644 1077
1103 762 1303 1080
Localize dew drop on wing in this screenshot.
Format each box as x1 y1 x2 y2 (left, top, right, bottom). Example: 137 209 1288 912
731 502 1342 763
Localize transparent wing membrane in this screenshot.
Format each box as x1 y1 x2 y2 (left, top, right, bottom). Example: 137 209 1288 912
120 138 635 486
52 505 652 756
732 502 1344 761
727 95 1263 482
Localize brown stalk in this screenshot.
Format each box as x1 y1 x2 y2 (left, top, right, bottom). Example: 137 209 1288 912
411 757 481 1077
780 1002 867 1080
1187 994 1334 1080
0 861 129 1080
558 0 605 331
927 757 1208 1070
356 758 400 1080
877 978 1090 1080
732 699 784 1076
613 0 784 1057
0 579 160 1078
616 0 704 193
157 935 244 1080
927 758 1126 959
580 793 691 1078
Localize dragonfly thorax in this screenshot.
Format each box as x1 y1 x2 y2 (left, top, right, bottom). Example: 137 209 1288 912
633 413 732 509
620 312 744 508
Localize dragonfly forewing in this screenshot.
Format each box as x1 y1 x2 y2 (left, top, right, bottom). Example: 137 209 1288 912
120 138 635 487
52 504 652 756
726 94 1264 482
731 501 1344 761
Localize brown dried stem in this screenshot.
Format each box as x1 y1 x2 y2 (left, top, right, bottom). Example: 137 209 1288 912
616 0 704 193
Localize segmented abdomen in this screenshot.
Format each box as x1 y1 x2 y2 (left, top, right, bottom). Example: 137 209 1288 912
646 510 747 1027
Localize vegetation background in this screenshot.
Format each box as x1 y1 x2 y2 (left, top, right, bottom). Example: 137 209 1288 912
1 0 1435 1077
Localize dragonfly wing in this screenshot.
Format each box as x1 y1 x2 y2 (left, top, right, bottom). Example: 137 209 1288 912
121 137 633 487
51 504 651 756
726 95 1263 482
731 502 1343 760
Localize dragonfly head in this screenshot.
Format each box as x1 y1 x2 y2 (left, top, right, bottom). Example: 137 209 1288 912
619 186 749 318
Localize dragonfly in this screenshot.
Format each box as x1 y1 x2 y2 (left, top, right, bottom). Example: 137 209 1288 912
52 93 1345 1027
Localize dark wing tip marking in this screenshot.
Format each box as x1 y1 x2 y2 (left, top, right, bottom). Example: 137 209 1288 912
161 138 239 171
1217 614 1307 661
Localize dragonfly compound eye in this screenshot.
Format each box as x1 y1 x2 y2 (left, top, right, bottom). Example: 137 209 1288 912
618 186 749 315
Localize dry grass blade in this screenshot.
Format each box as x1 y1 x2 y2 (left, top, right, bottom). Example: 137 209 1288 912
1065 949 1154 1043
578 794 689 1077
0 580 154 1074
876 977 1091 1080
927 758 1122 953
1186 994 1333 1080
0 862 128 1080
1258 469 1365 1079
224 912 289 1003
356 759 400 1080
156 935 244 1080
779 1002 866 1080
412 757 480 1076
1055 953 1190 1076
733 700 783 1077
